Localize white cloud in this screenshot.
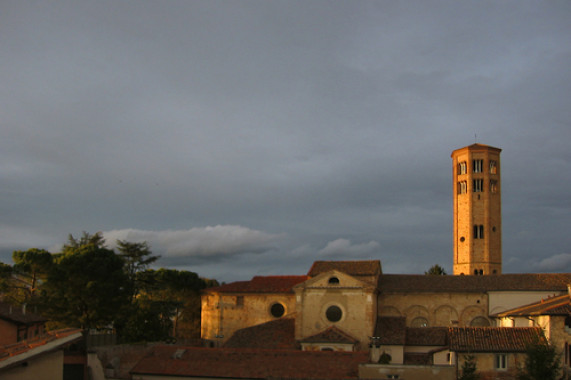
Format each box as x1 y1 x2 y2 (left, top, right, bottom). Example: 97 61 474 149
536 253 571 272
103 226 282 259
319 238 380 258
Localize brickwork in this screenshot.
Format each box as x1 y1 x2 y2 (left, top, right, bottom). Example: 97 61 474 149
452 144 502 275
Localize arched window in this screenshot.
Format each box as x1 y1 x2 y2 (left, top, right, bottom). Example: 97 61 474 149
328 277 340 285
470 317 490 327
411 317 429 327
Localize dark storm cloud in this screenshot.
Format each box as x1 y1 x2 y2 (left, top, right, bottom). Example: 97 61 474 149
1 1 570 281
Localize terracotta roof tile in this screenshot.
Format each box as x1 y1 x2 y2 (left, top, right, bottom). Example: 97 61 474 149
301 326 360 345
224 318 298 350
406 327 448 346
308 261 381 277
0 328 82 362
205 275 309 294
373 317 406 345
378 273 571 293
449 327 545 353
130 346 369 379
494 294 571 317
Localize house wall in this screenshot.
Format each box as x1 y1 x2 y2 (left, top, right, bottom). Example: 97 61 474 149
0 349 63 380
0 319 17 345
201 292 296 344
379 292 490 327
488 291 564 315
359 363 456 380
458 352 525 379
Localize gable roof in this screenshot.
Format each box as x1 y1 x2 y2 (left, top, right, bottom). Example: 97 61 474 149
406 327 448 346
204 275 309 294
308 261 381 278
301 326 360 345
378 273 571 293
494 293 571 317
0 302 47 325
373 317 406 345
0 328 82 371
130 346 369 379
449 327 545 353
223 317 297 350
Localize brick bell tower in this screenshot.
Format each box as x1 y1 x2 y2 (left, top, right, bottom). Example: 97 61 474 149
452 144 502 275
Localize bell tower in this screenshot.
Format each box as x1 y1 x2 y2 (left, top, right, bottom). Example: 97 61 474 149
452 144 502 275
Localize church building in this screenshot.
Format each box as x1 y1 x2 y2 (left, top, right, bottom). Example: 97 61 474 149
198 144 571 378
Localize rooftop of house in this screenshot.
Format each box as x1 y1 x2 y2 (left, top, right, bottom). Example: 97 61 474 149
373 316 406 345
406 327 448 347
378 273 571 293
0 328 83 371
223 317 298 350
301 326 360 345
204 275 309 294
308 260 382 278
0 302 47 325
130 346 369 379
493 293 571 317
449 327 545 353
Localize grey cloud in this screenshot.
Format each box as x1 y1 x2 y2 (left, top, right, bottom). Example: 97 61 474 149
103 226 282 259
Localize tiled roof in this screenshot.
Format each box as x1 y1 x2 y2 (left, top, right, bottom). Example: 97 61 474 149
378 273 571 293
373 317 406 345
494 294 571 317
0 328 82 364
301 326 359 345
130 346 369 379
204 275 309 294
223 318 298 349
406 327 448 346
308 261 381 277
449 327 545 353
0 302 47 325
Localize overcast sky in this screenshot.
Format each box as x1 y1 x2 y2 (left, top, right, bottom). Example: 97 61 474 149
1 1 570 282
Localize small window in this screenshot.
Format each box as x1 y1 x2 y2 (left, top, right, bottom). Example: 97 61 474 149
328 277 340 285
326 305 343 322
411 317 429 327
495 354 507 370
490 180 498 193
474 225 484 239
473 179 484 192
473 159 483 173
489 160 497 174
458 161 467 175
270 303 285 318
236 296 244 307
458 181 467 194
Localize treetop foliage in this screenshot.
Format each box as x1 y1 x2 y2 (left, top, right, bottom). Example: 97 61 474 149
425 264 447 275
1 231 218 342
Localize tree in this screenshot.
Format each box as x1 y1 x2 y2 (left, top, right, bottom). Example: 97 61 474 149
425 264 447 275
459 354 479 380
116 240 159 300
11 248 53 300
518 339 561 380
40 238 130 329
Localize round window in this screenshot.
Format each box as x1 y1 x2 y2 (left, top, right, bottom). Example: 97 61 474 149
326 305 343 322
270 303 285 318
